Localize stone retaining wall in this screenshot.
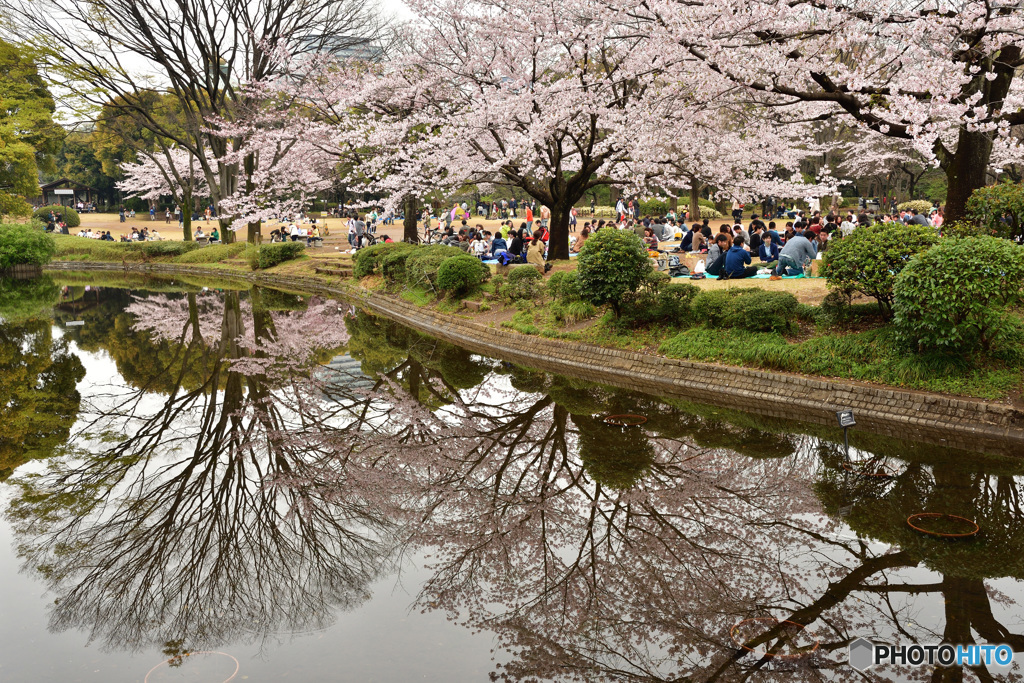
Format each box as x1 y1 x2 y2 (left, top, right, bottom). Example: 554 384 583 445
46 261 1024 455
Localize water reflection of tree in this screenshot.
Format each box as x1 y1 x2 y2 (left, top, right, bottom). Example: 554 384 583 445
7 288 396 654
0 276 85 480
333 354 1024 683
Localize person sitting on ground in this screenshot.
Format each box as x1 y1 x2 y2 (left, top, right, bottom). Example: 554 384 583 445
643 226 659 250
733 222 750 245
705 233 732 276
526 229 548 272
758 235 780 266
472 233 488 260
692 231 708 253
210 227 220 242
571 226 589 253
775 229 817 276
748 223 763 252
194 227 205 239
679 224 694 252
509 228 526 262
151 229 161 240
723 236 760 279
491 232 509 256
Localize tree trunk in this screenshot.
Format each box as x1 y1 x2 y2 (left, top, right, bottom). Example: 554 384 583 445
403 195 419 243
220 218 235 244
247 221 261 244
548 202 572 261
689 175 701 222
181 190 193 241
943 129 994 223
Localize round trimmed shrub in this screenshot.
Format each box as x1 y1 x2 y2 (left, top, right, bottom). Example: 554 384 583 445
33 204 81 228
896 200 934 214
436 253 489 296
723 290 799 333
353 242 416 278
576 228 652 317
690 290 733 327
820 221 938 313
0 222 56 269
503 265 543 301
405 244 464 286
894 237 1024 352
246 242 305 270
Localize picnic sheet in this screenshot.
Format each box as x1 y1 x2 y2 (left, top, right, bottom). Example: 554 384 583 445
674 272 813 280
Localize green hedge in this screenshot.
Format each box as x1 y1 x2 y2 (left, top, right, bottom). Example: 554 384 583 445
353 242 417 278
894 236 1024 352
576 228 651 316
0 223 56 269
896 200 933 213
503 265 543 301
174 243 247 263
33 204 81 228
125 241 202 258
406 244 464 286
247 242 305 270
820 221 938 313
436 253 490 296
691 288 799 333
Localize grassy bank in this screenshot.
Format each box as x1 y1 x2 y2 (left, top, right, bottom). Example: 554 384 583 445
43 234 1024 402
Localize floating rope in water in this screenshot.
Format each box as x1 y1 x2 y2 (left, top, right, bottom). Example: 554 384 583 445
143 651 240 683
906 512 979 539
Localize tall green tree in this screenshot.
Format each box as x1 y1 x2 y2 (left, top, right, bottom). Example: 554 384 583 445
0 40 63 215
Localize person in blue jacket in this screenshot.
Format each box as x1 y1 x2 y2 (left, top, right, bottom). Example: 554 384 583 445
723 236 759 279
758 238 780 267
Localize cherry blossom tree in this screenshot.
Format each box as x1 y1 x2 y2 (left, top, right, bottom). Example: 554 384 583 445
640 0 1024 221
3 0 385 243
118 149 212 239
283 0 826 258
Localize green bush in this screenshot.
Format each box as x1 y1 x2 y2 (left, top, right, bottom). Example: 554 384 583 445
722 289 799 333
546 270 582 302
820 221 938 313
941 220 988 239
353 241 416 278
894 237 1024 352
435 253 489 296
33 204 81 228
174 242 246 263
503 265 543 301
639 197 669 215
381 248 417 285
405 244 464 286
967 182 1024 239
576 228 652 317
896 200 934 213
619 281 700 328
247 242 305 270
546 271 567 298
690 288 799 333
0 223 56 269
125 241 202 258
690 290 733 327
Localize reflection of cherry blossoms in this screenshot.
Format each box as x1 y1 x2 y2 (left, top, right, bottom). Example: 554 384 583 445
313 364 1024 683
7 288 385 654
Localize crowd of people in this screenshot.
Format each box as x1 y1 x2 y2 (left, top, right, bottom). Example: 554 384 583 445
395 201 948 280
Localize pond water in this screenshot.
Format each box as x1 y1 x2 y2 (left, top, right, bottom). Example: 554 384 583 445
1 272 1023 682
